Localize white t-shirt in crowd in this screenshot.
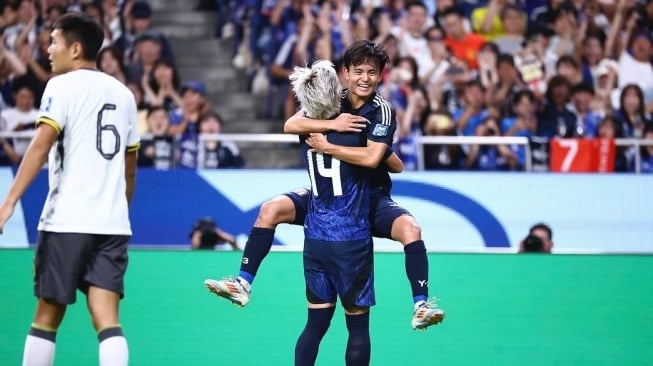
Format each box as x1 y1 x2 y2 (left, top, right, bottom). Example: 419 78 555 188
618 51 653 104
0 107 39 155
392 27 435 79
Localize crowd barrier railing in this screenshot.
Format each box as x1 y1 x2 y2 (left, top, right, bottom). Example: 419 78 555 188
2 131 652 173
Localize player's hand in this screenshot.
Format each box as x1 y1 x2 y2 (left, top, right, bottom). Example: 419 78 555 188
0 201 15 234
331 113 367 133
305 133 329 153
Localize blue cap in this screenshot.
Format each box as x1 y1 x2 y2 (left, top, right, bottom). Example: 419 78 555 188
181 80 206 96
633 31 653 43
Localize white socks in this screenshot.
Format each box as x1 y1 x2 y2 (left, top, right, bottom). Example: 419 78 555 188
98 326 129 366
23 325 128 365
23 334 55 366
99 336 129 366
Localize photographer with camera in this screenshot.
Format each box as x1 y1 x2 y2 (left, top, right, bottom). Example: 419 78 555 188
190 217 239 251
518 223 554 254
465 114 517 170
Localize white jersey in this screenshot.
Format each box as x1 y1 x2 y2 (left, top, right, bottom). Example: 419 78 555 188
36 69 140 235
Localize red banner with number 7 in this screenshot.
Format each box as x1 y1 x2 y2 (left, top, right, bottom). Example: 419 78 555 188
550 138 616 173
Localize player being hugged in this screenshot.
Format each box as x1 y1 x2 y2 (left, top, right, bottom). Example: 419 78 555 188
290 59 375 366
205 41 444 332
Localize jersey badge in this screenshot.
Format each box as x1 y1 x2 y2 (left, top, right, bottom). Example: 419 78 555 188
372 124 389 137
41 97 53 113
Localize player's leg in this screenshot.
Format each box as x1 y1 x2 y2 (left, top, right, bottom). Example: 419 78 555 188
390 214 429 303
295 239 336 366
238 192 303 285
295 302 336 366
83 234 130 366
334 238 374 366
23 231 87 366
24 299 66 366
371 193 429 302
205 189 309 306
343 306 371 366
370 192 444 330
87 287 127 366
392 214 444 329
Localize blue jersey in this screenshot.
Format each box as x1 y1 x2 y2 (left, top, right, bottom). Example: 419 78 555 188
302 127 371 243
341 90 397 192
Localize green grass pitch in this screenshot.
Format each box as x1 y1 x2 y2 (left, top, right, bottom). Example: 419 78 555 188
1 250 652 365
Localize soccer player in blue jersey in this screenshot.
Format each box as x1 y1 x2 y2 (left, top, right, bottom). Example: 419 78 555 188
289 59 377 366
205 40 444 330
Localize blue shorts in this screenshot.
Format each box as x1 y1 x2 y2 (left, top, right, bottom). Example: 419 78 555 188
303 238 375 308
284 188 310 226
285 188 411 240
369 190 411 239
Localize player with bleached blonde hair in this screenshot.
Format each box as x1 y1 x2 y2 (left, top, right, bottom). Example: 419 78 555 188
289 58 376 366
289 60 342 120
205 43 444 346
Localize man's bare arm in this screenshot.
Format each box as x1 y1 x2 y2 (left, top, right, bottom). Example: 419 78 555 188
216 227 239 251
306 133 387 168
385 151 403 173
3 124 56 205
284 112 367 134
0 124 57 232
125 150 137 206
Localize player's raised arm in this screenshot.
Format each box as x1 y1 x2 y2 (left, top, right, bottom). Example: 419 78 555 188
284 111 367 134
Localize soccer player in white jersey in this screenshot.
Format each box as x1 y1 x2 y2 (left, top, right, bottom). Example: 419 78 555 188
0 13 139 366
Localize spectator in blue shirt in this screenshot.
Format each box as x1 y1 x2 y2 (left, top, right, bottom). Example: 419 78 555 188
168 81 210 168
466 114 517 170
453 79 490 136
536 75 575 138
569 82 602 137
502 88 537 169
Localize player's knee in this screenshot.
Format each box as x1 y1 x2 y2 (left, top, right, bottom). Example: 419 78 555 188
33 299 66 330
344 306 369 316
392 215 422 245
89 309 120 332
256 200 284 227
256 198 293 227
307 302 336 310
86 288 120 332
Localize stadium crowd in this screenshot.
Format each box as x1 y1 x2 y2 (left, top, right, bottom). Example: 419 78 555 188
0 0 652 172
223 0 653 172
0 0 244 169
